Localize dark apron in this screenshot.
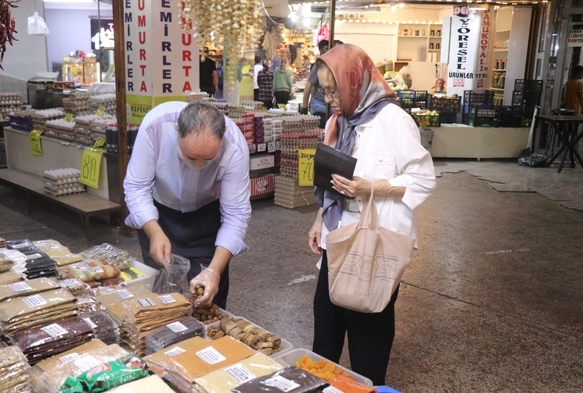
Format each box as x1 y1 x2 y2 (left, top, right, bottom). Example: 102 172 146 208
137 199 230 308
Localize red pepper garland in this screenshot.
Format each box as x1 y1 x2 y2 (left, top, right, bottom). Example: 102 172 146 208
0 0 18 70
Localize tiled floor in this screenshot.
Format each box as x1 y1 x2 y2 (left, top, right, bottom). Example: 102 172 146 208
1 160 582 392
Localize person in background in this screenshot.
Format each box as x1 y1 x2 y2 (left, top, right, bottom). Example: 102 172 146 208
273 58 292 107
199 47 218 97
270 55 281 72
562 65 583 114
257 60 274 110
237 57 249 83
300 39 344 128
307 44 436 385
215 59 224 99
252 56 263 102
124 101 252 309
430 78 446 95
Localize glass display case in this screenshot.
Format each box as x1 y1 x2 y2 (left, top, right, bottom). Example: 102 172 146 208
62 55 100 86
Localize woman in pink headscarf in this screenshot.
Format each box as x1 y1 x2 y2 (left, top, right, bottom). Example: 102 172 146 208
308 44 436 385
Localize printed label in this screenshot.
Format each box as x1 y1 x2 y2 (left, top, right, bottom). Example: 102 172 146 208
264 376 300 392
83 317 97 329
75 262 90 269
164 346 186 357
76 297 95 305
166 321 188 333
225 363 256 383
58 279 82 287
89 266 104 273
41 323 68 338
59 353 79 364
196 347 227 365
23 294 47 307
116 289 134 299
158 294 176 305
138 298 156 307
9 282 33 292
323 387 344 393
74 355 102 372
25 253 43 260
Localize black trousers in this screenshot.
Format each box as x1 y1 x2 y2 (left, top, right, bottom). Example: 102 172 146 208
137 199 230 309
274 91 290 106
313 251 399 386
253 88 260 102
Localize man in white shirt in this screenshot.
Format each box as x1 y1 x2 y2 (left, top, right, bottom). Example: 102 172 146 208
253 56 263 102
124 101 251 308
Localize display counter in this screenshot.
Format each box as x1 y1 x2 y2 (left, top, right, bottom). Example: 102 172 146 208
431 125 530 159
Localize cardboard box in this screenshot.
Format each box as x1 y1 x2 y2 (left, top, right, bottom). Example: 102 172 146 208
250 174 275 197
249 154 274 170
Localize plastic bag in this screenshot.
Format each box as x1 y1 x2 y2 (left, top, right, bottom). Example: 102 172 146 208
518 153 547 167
152 254 190 295
28 12 50 36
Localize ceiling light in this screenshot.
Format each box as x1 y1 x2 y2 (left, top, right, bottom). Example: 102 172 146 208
390 4 397 11
336 6 381 14
44 0 94 3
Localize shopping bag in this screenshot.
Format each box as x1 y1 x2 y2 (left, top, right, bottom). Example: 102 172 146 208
325 187 416 313
27 12 50 36
153 254 191 296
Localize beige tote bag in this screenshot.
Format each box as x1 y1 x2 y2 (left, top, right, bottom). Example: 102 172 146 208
326 189 416 313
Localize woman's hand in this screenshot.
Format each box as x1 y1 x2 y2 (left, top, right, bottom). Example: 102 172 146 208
331 175 372 198
308 212 324 255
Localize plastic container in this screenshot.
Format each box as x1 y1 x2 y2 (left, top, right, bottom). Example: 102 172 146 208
272 348 373 387
122 260 160 290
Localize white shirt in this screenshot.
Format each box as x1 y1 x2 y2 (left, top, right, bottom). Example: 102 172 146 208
253 64 263 89
320 104 436 249
124 101 252 257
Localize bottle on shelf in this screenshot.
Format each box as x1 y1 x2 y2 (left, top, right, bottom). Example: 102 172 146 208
495 60 500 69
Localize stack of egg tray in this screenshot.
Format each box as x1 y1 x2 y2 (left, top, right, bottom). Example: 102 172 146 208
241 100 266 111
43 168 86 197
278 129 323 179
44 118 76 142
0 93 21 119
63 93 93 116
274 175 317 209
88 94 117 116
91 119 110 142
74 114 115 145
30 108 66 131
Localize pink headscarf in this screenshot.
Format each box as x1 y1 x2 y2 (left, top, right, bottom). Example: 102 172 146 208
317 44 397 146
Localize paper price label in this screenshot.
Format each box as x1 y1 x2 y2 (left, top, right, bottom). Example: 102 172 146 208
41 323 68 338
298 148 316 187
196 347 226 365
158 295 176 304
30 129 44 156
83 317 97 329
74 355 102 372
96 106 106 116
93 137 106 148
80 147 104 189
76 297 95 305
164 346 186 357
58 279 82 287
64 113 74 122
166 321 188 333
138 298 156 307
59 353 79 364
323 387 344 393
9 282 32 292
116 289 134 299
89 266 103 273
26 253 43 260
264 376 300 392
225 364 256 383
75 262 90 269
23 294 47 308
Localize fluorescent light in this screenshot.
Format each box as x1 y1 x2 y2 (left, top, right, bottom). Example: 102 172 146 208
44 0 94 2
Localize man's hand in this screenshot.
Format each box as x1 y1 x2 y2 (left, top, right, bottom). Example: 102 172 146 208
143 220 171 266
300 107 308 115
190 268 220 306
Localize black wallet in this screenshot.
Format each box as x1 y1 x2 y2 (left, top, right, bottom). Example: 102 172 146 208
314 143 357 194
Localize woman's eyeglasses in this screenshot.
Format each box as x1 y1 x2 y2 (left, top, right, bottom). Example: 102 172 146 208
317 86 339 98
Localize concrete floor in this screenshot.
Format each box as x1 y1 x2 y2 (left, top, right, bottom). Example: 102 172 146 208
1 160 582 392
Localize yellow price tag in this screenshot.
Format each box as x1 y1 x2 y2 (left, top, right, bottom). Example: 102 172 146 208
93 137 106 148
298 148 316 187
80 147 105 189
418 117 430 128
29 129 44 156
64 113 74 122
97 106 106 116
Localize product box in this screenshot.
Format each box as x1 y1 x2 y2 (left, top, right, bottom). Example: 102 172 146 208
249 154 275 170
250 174 275 197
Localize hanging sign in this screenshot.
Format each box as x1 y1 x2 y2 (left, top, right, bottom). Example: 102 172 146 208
30 130 44 156
298 148 316 187
80 145 105 189
568 22 583 47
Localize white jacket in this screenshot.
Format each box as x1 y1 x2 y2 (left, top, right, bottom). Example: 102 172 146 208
321 103 436 249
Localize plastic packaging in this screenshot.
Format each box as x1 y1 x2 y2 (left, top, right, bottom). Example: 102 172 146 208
0 253 15 273
144 316 205 355
231 366 328 393
78 310 120 345
152 254 190 295
27 11 50 36
518 153 548 167
80 243 133 271
0 277 59 302
65 261 120 282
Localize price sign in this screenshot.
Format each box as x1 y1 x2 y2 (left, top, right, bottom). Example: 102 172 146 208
64 113 74 122
93 137 106 148
96 106 106 116
80 147 105 189
30 129 44 156
298 148 316 187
